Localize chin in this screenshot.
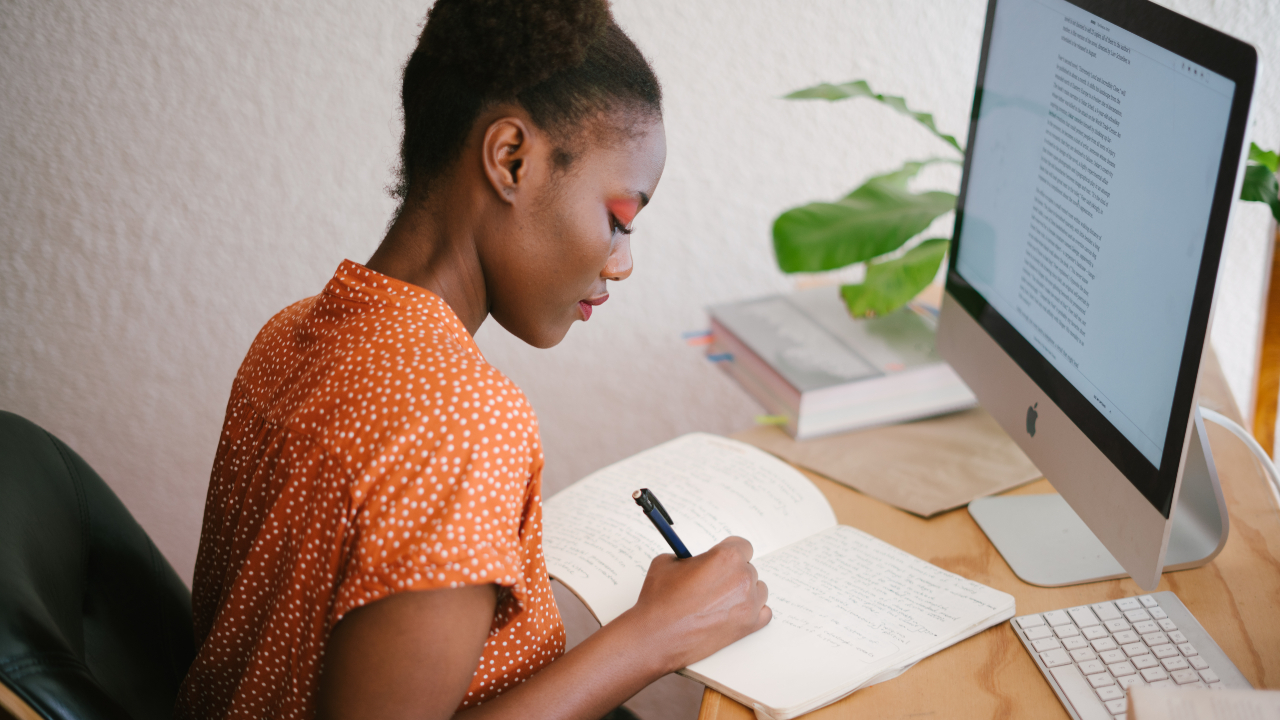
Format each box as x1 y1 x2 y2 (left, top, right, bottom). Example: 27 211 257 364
496 315 573 350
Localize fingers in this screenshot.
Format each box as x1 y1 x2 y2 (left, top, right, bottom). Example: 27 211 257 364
756 602 773 631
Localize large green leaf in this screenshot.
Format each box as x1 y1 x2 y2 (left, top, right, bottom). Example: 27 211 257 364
1249 142 1278 173
840 238 950 317
786 80 964 154
1241 143 1280 223
773 161 956 273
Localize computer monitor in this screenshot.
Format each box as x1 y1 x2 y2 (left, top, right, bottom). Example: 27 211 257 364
937 0 1257 590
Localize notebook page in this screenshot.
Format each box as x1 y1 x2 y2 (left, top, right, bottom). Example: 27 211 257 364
683 525 1014 718
543 433 837 624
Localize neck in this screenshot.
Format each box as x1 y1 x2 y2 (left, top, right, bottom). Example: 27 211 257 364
366 185 489 336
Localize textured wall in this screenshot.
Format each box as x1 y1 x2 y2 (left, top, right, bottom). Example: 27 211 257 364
2 0 1276 717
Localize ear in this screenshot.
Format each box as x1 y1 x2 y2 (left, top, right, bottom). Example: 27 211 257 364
481 117 536 205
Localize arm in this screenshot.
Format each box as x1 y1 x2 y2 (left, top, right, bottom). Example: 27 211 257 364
316 536 770 720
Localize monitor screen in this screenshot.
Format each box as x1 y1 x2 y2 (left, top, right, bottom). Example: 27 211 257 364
950 0 1241 513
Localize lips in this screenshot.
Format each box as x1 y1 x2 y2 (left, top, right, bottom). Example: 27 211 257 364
579 294 609 321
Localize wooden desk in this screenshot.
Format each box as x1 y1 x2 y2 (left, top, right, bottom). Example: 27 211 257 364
700 353 1280 720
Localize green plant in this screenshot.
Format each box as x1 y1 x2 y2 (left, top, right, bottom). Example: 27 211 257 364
773 79 1280 318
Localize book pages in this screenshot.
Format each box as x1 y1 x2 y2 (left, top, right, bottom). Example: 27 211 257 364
683 525 1015 718
543 433 837 625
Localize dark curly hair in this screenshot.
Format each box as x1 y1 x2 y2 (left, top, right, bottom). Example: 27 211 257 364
394 0 663 202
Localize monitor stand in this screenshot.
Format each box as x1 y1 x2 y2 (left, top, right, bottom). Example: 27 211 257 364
968 407 1228 587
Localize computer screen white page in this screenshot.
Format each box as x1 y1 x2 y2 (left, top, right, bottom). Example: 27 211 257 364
954 0 1234 467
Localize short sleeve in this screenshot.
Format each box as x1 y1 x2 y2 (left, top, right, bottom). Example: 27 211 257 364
332 373 542 624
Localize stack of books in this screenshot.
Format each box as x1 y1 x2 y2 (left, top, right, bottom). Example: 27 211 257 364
707 287 975 440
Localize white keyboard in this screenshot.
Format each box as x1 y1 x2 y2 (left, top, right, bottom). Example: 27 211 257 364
1011 591 1251 720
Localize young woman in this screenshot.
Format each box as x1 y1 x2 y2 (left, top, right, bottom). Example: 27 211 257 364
175 2 771 719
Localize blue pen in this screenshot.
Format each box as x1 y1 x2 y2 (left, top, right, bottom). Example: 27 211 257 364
633 488 692 559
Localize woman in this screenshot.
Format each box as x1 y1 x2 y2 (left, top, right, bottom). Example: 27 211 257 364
176 1 771 719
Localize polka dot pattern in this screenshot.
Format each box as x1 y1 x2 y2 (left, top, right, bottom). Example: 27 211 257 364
176 260 566 719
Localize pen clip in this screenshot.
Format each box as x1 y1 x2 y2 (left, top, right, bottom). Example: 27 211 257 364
645 489 675 525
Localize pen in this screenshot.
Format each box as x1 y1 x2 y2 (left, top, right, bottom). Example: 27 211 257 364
633 488 692 559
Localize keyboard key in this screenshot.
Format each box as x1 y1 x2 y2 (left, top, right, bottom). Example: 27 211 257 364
1096 686 1124 701
1040 648 1072 667
1122 643 1150 657
1106 698 1128 714
1209 682 1225 690
1070 607 1101 627
1050 664 1116 720
1083 626 1109 640
1133 655 1160 669
1113 630 1141 644
1117 675 1145 690
1104 619 1130 633
1116 598 1142 612
1108 661 1137 677
1092 602 1123 621
1188 656 1209 670
1158 618 1177 632
1017 614 1046 629
1025 625 1054 640
1092 638 1119 652
1150 679 1174 688
1149 607 1168 620
1153 645 1180 659
1172 669 1199 685
1033 637 1063 652
1100 649 1127 665
1055 624 1081 638
1044 610 1073 626
1124 609 1152 623
1162 657 1190 671
1142 632 1170 647
1064 637 1090 650
1088 672 1116 688
1071 648 1098 662
1138 595 1158 608
1079 659 1106 675
1200 669 1220 684
1132 621 1159 634
1140 667 1169 682
1168 631 1188 644
1178 643 1197 656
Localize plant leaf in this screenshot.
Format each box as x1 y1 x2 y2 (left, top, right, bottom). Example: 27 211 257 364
840 238 950 317
1249 142 1279 173
786 80 964 154
773 162 956 273
1241 163 1280 223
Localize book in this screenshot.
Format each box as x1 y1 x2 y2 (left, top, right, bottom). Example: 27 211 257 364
707 287 976 440
543 433 1015 720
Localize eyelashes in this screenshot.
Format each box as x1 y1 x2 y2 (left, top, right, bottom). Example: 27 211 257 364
611 216 634 235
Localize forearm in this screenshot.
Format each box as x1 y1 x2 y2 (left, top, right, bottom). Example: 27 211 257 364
456 607 670 720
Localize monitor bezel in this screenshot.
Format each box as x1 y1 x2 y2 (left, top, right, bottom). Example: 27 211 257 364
946 0 1257 517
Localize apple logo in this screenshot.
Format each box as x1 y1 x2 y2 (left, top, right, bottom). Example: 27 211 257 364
1026 402 1039 437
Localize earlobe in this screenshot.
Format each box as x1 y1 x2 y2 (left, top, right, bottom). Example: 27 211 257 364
482 117 533 205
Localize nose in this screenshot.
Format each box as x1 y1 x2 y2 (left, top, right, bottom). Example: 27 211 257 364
603 234 633 282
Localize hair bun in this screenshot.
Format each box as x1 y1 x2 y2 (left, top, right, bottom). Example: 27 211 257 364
422 0 612 95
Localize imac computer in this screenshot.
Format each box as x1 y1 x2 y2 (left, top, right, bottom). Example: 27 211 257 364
937 0 1257 590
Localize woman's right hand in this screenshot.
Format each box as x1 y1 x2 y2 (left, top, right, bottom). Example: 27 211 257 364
624 536 771 673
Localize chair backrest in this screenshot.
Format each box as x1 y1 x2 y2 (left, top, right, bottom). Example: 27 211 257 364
0 412 195 720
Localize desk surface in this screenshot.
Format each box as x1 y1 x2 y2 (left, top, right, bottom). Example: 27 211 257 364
699 352 1280 720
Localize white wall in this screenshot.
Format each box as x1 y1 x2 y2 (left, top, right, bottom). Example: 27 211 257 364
2 0 1276 717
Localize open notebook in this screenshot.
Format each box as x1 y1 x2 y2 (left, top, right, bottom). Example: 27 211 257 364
543 433 1015 719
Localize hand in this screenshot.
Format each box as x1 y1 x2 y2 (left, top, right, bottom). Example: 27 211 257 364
625 536 771 673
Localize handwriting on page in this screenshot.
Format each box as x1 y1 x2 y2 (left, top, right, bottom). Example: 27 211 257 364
543 433 837 624
758 526 1004 654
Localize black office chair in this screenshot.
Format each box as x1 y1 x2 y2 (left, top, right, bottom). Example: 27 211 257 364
0 411 195 720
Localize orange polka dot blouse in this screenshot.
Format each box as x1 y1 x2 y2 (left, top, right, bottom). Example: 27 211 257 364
176 260 566 719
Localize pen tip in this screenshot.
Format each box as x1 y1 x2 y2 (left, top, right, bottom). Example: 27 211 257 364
632 490 643 499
